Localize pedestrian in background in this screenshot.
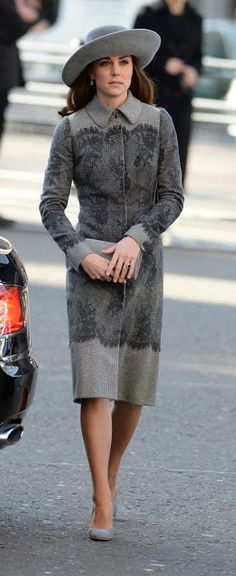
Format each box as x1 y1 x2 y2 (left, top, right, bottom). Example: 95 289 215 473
40 24 184 541
0 0 48 228
134 0 203 183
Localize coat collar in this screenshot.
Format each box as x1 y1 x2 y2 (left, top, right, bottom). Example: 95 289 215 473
86 91 142 127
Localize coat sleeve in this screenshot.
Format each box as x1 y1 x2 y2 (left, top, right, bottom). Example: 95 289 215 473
124 108 184 247
134 7 203 78
133 7 169 77
39 117 94 270
188 16 203 74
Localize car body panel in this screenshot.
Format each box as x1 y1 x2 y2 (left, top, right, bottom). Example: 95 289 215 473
0 237 38 448
195 19 236 99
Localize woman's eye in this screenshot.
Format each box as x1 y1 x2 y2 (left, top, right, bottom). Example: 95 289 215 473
121 60 129 64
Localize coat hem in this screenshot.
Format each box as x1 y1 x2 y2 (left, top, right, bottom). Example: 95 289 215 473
73 394 156 407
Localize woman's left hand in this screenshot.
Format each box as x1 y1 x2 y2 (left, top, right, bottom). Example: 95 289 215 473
102 237 141 283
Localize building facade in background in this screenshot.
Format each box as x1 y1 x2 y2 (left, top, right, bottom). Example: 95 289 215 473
25 0 236 48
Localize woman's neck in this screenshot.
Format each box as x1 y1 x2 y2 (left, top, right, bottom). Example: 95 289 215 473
165 0 186 16
96 91 129 109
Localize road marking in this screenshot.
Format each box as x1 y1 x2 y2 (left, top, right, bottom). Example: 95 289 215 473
0 168 43 183
164 273 236 306
25 262 236 307
26 262 66 286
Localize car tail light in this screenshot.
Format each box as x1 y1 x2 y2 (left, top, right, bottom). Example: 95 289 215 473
0 285 24 336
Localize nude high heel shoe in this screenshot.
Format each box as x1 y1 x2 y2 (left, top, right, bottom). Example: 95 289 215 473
88 527 113 541
89 502 113 541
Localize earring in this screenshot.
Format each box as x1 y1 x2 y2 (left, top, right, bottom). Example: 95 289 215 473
90 78 94 86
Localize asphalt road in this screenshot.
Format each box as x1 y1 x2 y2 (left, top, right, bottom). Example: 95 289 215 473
0 229 235 576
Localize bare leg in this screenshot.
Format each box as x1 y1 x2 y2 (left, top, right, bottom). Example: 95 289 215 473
108 401 142 497
80 398 113 529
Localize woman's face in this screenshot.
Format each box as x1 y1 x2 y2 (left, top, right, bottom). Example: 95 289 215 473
90 55 133 103
166 0 186 9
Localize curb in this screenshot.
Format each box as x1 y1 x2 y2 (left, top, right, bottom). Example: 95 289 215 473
165 234 236 253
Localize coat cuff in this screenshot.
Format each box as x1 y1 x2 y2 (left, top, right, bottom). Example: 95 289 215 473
66 242 93 270
124 224 151 249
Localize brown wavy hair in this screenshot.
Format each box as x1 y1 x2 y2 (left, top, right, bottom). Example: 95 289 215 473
59 58 155 116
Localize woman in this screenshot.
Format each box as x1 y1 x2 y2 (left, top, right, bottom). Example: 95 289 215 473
39 25 184 541
0 0 48 228
134 0 203 183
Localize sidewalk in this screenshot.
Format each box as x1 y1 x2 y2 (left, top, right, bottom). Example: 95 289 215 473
0 132 236 252
168 137 236 252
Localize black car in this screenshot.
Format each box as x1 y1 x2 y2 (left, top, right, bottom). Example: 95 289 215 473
0 236 38 449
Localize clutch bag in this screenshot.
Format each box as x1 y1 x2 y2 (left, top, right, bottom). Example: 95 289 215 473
84 238 143 280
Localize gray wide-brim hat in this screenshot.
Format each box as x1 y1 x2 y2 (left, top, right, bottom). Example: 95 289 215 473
62 25 161 87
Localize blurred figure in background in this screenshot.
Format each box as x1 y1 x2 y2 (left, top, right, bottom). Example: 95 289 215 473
0 0 48 227
40 0 58 25
134 0 203 184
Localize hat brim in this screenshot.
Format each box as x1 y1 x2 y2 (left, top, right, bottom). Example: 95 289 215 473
62 29 161 87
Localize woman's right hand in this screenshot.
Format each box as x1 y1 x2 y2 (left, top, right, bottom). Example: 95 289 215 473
165 57 185 76
81 254 112 281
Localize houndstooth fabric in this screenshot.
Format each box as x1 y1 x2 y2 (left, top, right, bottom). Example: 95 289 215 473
40 92 184 406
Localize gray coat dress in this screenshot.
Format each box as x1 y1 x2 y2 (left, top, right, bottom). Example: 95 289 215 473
40 91 184 406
